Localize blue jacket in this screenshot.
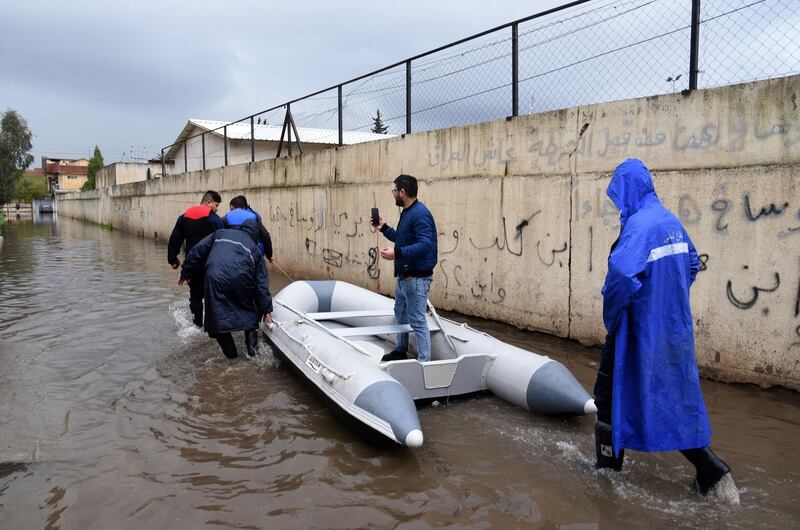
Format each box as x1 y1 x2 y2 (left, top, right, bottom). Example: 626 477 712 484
224 207 273 260
603 159 710 454
380 200 438 278
181 219 272 336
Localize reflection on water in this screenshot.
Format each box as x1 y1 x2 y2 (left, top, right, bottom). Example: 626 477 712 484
0 218 798 528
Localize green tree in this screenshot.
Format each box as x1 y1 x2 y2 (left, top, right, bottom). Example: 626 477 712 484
82 145 104 190
0 109 34 205
371 109 389 134
16 172 48 202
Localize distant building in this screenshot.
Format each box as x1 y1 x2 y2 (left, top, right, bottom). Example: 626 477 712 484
42 157 89 193
95 160 174 188
165 119 394 173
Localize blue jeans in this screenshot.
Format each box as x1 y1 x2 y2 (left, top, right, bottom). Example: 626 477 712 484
394 276 433 362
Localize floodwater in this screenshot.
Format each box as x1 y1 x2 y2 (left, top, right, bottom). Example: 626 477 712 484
0 216 798 529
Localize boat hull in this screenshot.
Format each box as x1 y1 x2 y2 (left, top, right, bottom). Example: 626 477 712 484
261 280 595 447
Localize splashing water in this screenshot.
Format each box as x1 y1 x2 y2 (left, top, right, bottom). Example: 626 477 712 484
501 422 745 523
169 301 203 341
708 473 741 506
252 340 280 369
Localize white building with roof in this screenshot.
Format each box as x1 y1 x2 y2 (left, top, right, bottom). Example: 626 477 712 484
166 119 393 173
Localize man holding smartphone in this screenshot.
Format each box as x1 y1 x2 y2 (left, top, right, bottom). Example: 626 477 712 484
374 174 438 363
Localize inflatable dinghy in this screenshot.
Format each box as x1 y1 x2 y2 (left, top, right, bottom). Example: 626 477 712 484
261 280 596 448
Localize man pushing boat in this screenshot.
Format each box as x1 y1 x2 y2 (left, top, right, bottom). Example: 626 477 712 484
180 218 273 359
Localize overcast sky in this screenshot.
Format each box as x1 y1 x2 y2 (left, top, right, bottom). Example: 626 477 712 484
0 0 576 164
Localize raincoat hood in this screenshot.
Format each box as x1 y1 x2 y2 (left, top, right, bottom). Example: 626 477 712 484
607 159 658 224
235 218 260 243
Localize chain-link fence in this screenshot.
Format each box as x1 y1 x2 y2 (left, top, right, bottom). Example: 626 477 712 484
161 0 800 174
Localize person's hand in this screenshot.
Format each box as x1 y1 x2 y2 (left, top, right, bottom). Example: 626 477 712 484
171 260 180 270
380 247 395 260
377 216 386 230
178 276 190 285
262 313 273 323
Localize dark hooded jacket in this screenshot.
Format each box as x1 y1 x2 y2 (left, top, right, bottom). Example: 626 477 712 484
181 219 272 336
167 204 224 267
602 158 710 454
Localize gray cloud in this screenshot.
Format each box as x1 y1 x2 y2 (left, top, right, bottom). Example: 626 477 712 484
0 0 570 161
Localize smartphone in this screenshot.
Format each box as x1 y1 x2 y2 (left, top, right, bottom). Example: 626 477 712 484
371 207 380 226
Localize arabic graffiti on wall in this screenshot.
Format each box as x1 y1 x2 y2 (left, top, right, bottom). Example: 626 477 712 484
427 118 798 170
576 181 800 361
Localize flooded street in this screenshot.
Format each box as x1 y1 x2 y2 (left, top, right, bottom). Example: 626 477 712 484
1 217 798 529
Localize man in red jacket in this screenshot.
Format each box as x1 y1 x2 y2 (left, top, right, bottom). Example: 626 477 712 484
167 190 223 327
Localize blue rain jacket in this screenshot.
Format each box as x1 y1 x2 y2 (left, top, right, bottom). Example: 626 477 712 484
602 159 711 454
181 220 272 336
224 207 273 259
225 207 257 226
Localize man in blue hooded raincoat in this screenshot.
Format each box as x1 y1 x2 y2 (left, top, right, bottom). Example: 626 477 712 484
180 219 273 359
593 158 731 495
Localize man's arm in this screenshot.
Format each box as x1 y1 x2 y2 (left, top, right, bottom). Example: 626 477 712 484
601 227 649 335
255 258 274 316
256 213 273 260
209 212 224 230
380 221 397 242
167 215 185 267
687 234 700 286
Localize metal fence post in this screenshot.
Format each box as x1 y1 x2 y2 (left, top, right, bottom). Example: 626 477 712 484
338 85 343 147
287 104 293 157
512 22 519 117
183 140 187 173
689 0 701 91
250 117 256 162
224 125 228 166
405 60 412 134
161 148 165 178
202 133 206 170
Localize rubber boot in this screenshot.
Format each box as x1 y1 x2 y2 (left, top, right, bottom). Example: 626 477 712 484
244 329 259 357
680 447 731 495
595 421 624 471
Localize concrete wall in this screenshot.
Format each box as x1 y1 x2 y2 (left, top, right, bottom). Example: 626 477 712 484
58 75 800 390
1 202 33 222
96 162 167 188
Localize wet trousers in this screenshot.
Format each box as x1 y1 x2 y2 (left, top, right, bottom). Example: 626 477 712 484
188 271 205 328
394 276 433 362
215 329 259 359
593 334 615 425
